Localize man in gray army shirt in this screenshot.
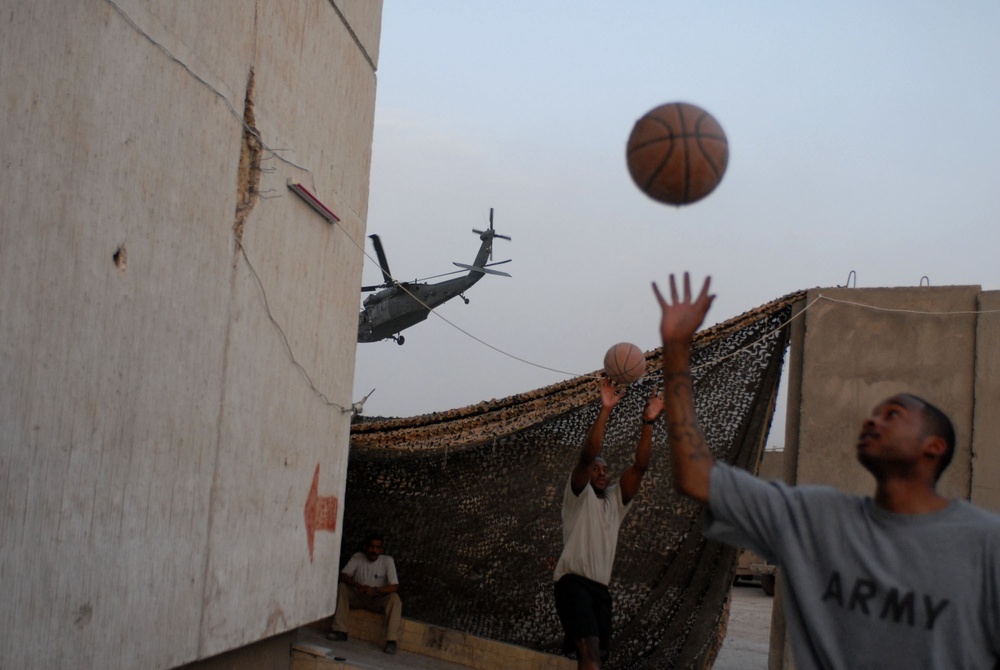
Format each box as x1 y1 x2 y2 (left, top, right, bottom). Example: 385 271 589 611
652 273 1000 669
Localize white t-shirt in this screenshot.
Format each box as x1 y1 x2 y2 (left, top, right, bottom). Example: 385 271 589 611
341 552 398 588
554 476 631 585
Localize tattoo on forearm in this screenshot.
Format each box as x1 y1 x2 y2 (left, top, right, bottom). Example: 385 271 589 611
669 422 713 460
662 371 692 382
661 366 713 462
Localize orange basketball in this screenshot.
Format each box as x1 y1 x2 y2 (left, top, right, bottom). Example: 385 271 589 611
626 102 729 206
603 342 646 385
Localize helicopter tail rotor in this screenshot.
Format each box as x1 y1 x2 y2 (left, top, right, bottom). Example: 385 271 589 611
472 208 511 261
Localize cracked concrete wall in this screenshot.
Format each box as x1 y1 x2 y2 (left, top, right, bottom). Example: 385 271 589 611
0 1 382 667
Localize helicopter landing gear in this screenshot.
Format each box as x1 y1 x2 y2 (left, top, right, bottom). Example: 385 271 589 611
460 293 470 304
391 334 405 345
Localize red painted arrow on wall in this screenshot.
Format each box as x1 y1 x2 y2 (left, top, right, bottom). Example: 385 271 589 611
304 463 338 562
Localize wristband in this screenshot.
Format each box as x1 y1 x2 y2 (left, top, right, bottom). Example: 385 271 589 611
642 418 657 425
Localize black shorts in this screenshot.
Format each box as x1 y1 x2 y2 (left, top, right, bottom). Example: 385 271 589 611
554 574 612 652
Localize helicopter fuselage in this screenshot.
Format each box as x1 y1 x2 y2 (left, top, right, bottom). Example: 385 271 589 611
357 222 508 344
357 273 484 343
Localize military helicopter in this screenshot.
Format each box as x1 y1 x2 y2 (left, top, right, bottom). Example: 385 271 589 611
357 209 511 344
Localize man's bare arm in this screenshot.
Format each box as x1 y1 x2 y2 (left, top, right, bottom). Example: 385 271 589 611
620 385 662 505
570 377 623 494
653 273 715 504
661 362 713 503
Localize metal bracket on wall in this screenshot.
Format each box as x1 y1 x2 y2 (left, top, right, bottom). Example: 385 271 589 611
287 179 340 224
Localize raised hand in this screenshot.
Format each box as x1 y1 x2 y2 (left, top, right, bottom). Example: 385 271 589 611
652 273 715 504
600 376 625 410
642 385 664 423
652 273 715 348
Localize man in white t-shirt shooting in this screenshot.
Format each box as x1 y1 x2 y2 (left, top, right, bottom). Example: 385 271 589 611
553 377 663 670
327 532 402 655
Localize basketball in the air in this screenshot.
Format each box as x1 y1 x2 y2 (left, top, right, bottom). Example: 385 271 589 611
626 102 729 206
603 342 646 385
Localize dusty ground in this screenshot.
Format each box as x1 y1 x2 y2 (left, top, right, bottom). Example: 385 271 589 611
713 584 775 669
297 583 775 669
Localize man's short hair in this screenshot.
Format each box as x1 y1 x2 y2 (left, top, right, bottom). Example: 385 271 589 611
902 394 956 480
365 531 385 546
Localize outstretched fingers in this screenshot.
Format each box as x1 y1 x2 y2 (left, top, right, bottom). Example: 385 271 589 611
599 376 625 408
653 273 711 307
653 273 716 344
652 281 666 307
644 385 665 419
695 275 713 309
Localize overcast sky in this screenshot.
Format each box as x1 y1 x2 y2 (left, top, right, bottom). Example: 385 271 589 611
351 1 1000 435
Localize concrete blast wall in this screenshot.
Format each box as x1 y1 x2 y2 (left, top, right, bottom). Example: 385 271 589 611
0 1 382 667
785 286 998 505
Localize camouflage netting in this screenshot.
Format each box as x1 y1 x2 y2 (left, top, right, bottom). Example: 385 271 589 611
346 291 804 669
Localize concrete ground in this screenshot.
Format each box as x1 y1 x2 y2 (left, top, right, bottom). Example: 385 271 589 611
713 584 775 669
295 627 472 670
294 584 774 669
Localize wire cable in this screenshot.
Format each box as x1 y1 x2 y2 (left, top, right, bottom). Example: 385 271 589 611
816 294 1000 316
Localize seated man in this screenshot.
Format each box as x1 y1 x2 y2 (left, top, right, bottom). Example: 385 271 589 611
326 532 402 655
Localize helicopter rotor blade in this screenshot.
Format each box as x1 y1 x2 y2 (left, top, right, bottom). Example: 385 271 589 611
471 232 511 240
472 227 510 241
414 268 467 282
368 234 393 285
471 208 510 265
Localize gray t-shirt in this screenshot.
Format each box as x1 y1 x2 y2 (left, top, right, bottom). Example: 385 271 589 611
705 462 1000 670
